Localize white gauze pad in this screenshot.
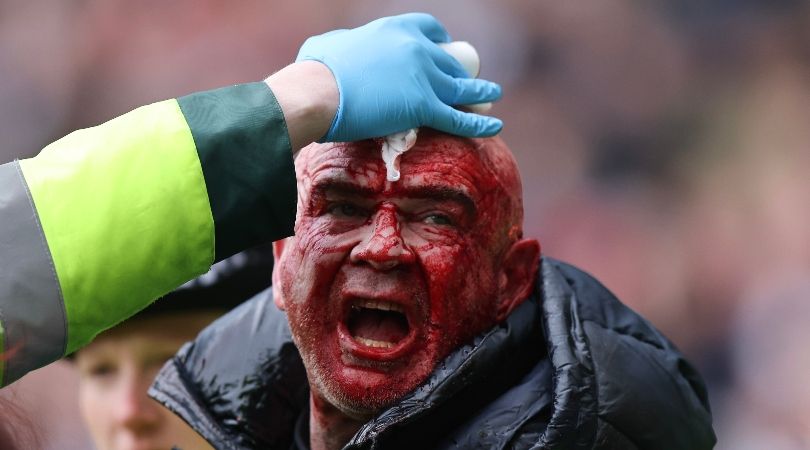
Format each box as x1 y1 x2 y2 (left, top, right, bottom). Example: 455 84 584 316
381 128 419 182
382 41 488 182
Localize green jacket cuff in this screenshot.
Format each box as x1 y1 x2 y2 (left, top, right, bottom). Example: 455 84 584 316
178 82 297 261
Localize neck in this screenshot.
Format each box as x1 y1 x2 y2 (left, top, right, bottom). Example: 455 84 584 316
309 393 367 450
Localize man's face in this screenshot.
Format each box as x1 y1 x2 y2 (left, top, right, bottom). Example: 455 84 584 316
274 132 531 417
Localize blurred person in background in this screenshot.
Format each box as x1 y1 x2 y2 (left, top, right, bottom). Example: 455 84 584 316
70 248 273 450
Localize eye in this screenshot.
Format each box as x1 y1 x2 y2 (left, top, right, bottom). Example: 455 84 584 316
327 202 366 218
86 362 117 379
422 213 453 226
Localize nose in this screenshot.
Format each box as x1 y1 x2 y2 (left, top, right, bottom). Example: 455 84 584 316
350 204 415 270
113 371 161 435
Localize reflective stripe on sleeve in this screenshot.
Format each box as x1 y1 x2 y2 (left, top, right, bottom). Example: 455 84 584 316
20 99 215 355
0 161 67 386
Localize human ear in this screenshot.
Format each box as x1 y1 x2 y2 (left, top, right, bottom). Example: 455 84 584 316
272 239 288 311
496 239 541 322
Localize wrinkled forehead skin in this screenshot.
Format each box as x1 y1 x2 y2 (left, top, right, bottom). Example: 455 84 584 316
295 129 524 249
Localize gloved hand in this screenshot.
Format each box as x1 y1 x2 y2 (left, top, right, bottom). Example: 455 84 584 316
296 13 503 142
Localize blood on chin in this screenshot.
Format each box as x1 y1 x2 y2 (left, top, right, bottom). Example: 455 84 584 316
312 361 433 419
300 331 438 419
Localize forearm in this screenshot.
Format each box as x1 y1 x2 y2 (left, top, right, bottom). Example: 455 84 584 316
265 61 338 152
0 82 297 386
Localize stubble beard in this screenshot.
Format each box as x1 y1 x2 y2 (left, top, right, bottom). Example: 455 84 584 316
296 335 409 421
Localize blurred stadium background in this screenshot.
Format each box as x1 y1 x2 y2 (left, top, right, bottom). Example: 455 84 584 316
1 1 809 448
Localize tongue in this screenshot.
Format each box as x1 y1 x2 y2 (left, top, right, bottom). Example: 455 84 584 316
348 308 409 343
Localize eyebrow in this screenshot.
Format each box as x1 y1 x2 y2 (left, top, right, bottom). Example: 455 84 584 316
399 186 477 216
312 180 377 199
313 180 476 215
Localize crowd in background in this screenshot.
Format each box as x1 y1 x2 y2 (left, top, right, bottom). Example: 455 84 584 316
1 0 809 448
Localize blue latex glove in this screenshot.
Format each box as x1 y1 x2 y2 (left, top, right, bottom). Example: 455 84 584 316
296 13 503 142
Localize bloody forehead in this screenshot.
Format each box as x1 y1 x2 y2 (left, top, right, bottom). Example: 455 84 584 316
296 130 523 231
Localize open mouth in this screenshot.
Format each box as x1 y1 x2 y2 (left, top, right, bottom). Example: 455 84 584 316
345 299 411 351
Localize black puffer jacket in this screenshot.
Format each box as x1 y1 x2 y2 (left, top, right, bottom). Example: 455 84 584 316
149 258 716 449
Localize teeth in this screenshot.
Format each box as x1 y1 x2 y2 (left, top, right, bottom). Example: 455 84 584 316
355 299 404 314
355 337 395 349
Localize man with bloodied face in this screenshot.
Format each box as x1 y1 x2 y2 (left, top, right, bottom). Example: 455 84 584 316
271 131 538 429
149 130 717 450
